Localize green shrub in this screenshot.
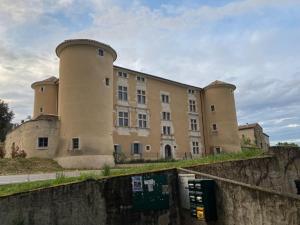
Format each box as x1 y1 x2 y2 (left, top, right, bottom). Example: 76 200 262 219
101 164 111 176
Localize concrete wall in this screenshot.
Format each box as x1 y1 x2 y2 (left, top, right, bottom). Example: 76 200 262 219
4 117 59 158
179 168 300 225
185 147 300 194
0 170 181 225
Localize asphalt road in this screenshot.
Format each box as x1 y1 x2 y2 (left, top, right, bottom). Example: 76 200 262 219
0 170 101 185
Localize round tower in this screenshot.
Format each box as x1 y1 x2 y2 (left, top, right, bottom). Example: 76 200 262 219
55 39 117 168
31 77 58 119
203 80 241 153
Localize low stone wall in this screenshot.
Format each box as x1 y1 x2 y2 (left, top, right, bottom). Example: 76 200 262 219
179 168 300 225
0 169 181 225
185 147 300 194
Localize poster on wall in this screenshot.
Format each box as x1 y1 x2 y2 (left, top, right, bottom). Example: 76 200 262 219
132 176 143 192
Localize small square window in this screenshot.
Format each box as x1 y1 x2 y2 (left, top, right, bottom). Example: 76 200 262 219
211 105 215 112
145 145 151 151
40 87 44 92
40 107 43 113
105 78 110 86
212 124 217 131
72 138 80 150
98 49 104 56
38 137 48 148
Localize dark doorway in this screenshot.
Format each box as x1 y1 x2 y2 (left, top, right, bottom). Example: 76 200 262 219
165 144 172 159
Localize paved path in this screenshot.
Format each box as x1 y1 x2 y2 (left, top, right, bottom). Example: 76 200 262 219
0 170 102 185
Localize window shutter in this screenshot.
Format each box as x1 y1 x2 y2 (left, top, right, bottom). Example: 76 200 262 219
131 143 134 155
139 143 143 155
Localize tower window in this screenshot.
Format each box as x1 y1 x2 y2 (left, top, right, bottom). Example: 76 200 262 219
211 105 215 112
188 89 195 94
40 87 44 92
98 49 104 56
145 145 151 151
72 138 80 150
212 124 217 131
40 107 43 113
105 78 110 86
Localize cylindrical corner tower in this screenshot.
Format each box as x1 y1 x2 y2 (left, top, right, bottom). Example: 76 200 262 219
203 80 240 153
55 39 117 168
31 77 58 119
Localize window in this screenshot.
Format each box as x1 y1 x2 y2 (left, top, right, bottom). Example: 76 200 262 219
38 137 48 148
137 76 145 82
161 94 169 103
192 141 199 154
138 113 147 128
189 100 196 112
118 71 128 78
191 119 198 131
162 126 171 135
118 111 129 127
215 147 221 154
72 138 79 150
137 90 146 104
212 124 217 131
114 144 122 154
145 145 151 151
211 105 215 112
98 49 104 56
40 87 44 92
105 78 110 86
40 107 43 113
118 86 128 101
188 89 195 94
132 143 142 155
162 112 171 121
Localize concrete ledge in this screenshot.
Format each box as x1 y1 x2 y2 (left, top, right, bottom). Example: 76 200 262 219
55 155 115 169
178 167 300 200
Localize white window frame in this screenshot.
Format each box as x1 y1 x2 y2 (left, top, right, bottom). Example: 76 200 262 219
189 100 196 112
118 85 128 101
192 141 199 154
118 71 128 78
191 119 198 131
162 126 171 135
162 112 171 121
138 113 147 129
137 76 145 82
137 89 146 104
118 111 129 127
161 94 169 103
211 105 215 112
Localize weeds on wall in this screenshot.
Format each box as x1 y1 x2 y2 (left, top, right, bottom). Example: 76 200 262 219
10 144 27 158
0 145 5 158
101 164 111 176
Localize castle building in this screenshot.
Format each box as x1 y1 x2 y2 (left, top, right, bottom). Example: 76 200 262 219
5 39 241 168
238 123 270 151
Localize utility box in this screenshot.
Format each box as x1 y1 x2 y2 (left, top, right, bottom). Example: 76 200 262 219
188 179 217 222
131 174 169 211
178 174 195 209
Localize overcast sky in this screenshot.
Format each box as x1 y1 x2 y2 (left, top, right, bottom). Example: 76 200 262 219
0 0 299 145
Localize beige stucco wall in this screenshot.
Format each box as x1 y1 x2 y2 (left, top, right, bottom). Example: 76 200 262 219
4 118 59 158
239 126 269 151
32 83 58 119
112 67 205 160
203 85 241 153
56 40 116 168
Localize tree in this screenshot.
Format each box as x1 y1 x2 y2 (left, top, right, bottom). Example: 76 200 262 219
0 99 14 142
276 142 299 147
